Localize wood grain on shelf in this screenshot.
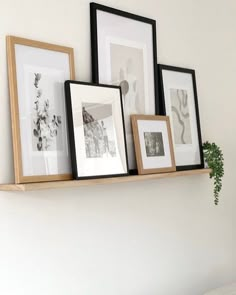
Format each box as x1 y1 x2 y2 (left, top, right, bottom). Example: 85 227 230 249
0 169 212 192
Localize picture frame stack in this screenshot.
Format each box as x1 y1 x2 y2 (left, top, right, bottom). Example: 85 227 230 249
5 2 205 185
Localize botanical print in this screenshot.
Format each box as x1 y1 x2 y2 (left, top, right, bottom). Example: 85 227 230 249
110 43 145 137
31 72 63 151
144 132 165 157
170 88 192 145
82 103 117 158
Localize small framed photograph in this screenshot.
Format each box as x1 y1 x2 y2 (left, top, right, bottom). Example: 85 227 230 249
7 36 75 183
64 81 129 179
90 2 159 173
158 65 204 171
131 115 176 175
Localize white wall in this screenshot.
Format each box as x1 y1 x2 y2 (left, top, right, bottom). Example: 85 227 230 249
0 0 235 294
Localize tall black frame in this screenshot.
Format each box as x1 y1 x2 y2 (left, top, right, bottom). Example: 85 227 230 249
158 64 204 171
90 2 159 174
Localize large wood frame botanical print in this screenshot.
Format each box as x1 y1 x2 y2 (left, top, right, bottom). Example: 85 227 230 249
7 36 75 183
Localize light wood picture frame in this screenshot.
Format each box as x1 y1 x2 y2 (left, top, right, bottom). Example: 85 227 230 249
131 115 176 175
7 36 75 183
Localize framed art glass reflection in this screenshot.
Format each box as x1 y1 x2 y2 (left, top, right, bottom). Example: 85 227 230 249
64 81 129 179
90 2 159 173
7 36 75 183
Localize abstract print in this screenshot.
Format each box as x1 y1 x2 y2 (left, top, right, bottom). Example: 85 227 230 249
170 89 192 144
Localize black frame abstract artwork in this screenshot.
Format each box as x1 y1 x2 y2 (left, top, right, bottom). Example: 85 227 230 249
158 64 204 171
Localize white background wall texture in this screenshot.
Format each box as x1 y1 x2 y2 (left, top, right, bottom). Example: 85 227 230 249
0 0 235 294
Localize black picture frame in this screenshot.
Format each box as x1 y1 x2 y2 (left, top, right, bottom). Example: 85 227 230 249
90 2 159 174
65 80 129 180
158 64 204 171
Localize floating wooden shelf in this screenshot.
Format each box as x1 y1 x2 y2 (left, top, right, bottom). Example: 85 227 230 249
0 169 211 192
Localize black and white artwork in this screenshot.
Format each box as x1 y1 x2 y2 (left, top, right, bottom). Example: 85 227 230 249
64 81 129 179
144 132 165 157
31 72 63 152
8 35 73 183
131 115 176 174
82 103 116 158
158 64 204 170
170 88 192 145
110 43 146 136
90 2 159 172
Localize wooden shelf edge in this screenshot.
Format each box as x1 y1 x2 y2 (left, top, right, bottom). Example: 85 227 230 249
0 169 212 192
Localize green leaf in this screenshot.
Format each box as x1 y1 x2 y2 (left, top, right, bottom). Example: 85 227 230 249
203 141 224 205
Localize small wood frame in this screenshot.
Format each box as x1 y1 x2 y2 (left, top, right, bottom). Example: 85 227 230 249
131 115 176 175
7 36 75 183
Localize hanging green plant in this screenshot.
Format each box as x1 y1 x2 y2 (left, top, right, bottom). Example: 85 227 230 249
203 142 224 205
